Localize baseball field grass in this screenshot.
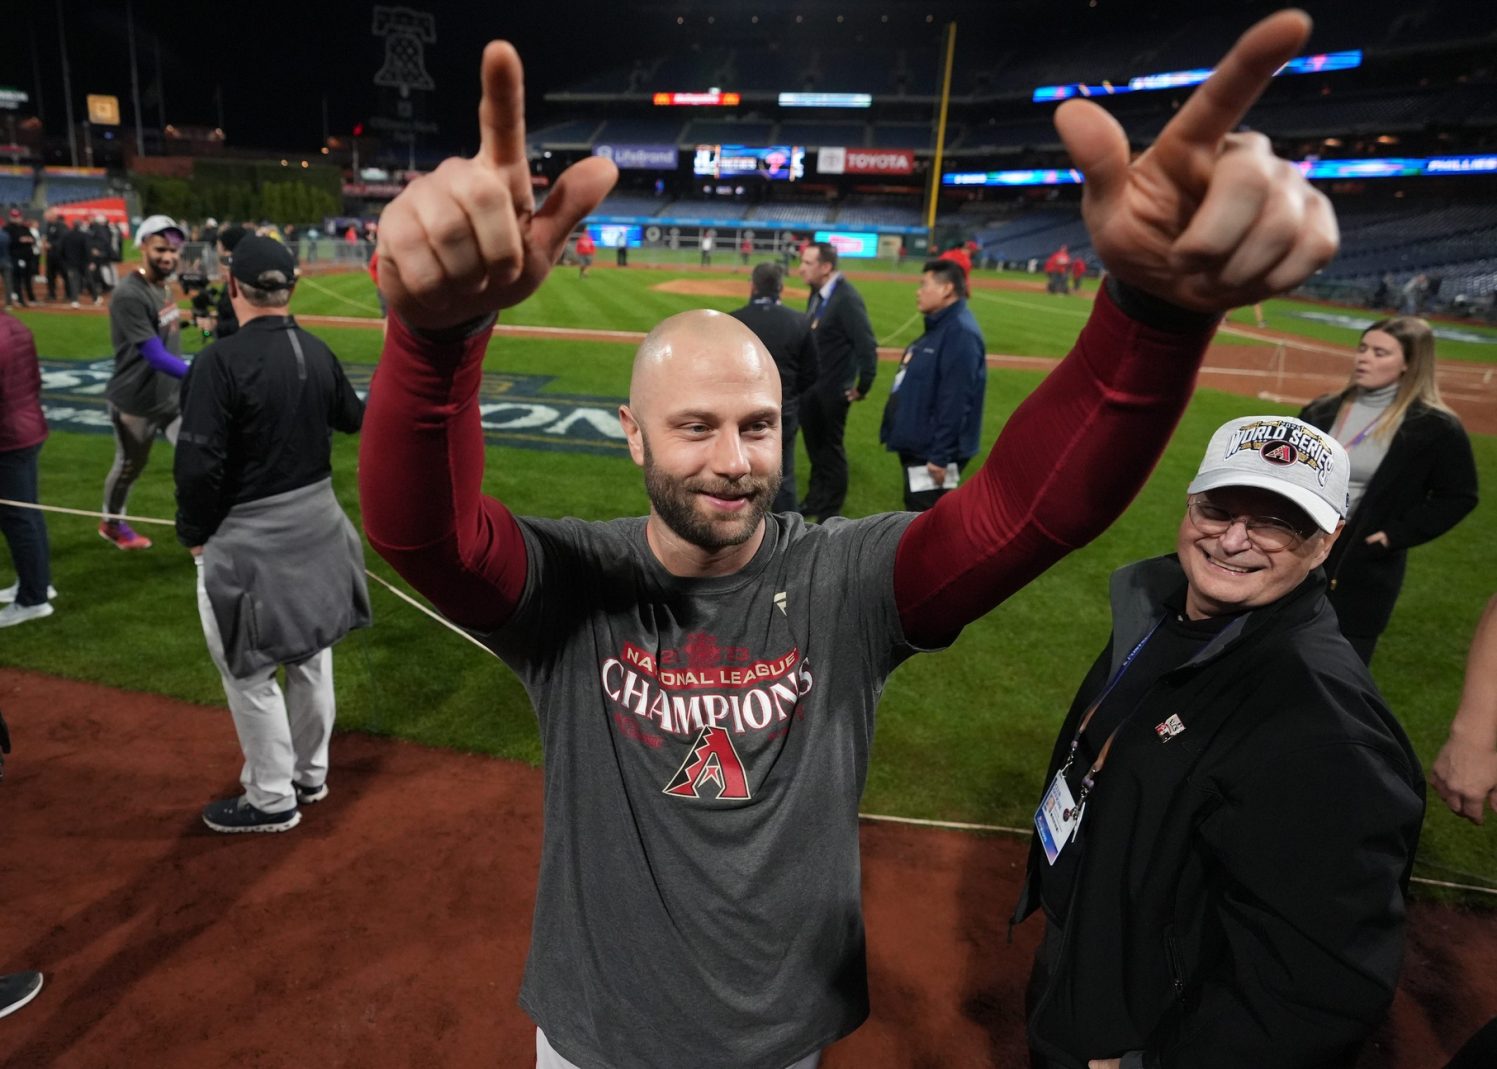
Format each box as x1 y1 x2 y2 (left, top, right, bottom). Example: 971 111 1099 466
7 263 1497 897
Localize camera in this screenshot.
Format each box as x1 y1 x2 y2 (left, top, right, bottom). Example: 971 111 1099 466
179 271 223 339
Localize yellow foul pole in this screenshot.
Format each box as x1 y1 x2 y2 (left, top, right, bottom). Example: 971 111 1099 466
925 21 958 236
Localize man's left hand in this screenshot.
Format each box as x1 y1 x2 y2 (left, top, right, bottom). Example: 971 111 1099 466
189 546 203 557
1089 1060 1122 1069
1364 530 1390 548
845 387 865 402
1055 10 1337 314
926 462 947 487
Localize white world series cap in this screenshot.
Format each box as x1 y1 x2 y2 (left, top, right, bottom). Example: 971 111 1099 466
1187 415 1350 533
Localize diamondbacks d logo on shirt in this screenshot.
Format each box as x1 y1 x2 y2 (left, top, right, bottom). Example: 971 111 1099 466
597 631 814 802
664 727 751 799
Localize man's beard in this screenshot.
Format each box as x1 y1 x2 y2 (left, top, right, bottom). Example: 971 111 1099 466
643 438 781 551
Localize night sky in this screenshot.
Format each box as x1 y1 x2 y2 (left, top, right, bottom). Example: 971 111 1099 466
8 0 1023 159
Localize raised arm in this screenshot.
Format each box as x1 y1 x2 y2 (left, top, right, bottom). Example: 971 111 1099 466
1432 594 1497 825
358 42 616 630
896 9 1338 646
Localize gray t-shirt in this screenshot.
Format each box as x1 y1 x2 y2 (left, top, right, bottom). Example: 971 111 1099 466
106 269 183 418
485 510 926 1069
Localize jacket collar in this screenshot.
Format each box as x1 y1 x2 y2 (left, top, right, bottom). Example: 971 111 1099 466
922 298 966 332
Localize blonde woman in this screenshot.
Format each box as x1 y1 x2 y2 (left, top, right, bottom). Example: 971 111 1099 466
1299 317 1478 663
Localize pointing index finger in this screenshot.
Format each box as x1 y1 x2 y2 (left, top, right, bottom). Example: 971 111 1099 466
1153 10 1311 160
477 40 527 168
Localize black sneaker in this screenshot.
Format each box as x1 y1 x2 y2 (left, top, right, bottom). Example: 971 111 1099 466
0 972 43 1019
294 781 329 805
202 796 300 834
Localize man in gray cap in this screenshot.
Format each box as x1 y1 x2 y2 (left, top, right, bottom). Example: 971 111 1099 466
1015 415 1425 1069
99 215 190 550
174 235 369 833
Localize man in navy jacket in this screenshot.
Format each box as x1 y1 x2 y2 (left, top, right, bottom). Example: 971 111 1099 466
880 258 987 510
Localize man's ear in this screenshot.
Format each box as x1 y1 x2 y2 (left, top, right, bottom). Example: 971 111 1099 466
226 274 239 300
619 404 645 468
1311 519 1345 569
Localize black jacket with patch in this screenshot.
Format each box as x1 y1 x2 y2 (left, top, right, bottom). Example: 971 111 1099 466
1014 556 1425 1069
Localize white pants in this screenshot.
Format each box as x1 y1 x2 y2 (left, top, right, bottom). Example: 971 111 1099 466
536 1028 820 1069
195 557 334 813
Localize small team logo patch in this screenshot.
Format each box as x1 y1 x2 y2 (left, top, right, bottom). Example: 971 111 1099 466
1260 441 1299 465
1154 714 1187 741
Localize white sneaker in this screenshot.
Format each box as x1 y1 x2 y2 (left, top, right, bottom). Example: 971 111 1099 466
70 301 80 308
0 601 54 628
0 582 56 603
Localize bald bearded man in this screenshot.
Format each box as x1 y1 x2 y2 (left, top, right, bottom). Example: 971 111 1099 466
360 16 1339 1068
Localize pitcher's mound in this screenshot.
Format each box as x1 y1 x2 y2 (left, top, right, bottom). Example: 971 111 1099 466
651 278 751 298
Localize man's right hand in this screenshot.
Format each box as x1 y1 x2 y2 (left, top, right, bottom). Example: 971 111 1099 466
376 42 617 331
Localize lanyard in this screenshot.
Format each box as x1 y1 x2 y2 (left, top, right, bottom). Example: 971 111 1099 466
1332 399 1389 450
1055 617 1164 818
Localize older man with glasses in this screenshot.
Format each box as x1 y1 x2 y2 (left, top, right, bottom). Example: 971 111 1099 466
1015 415 1425 1069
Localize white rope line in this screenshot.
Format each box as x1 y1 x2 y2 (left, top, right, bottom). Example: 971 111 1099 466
0 497 495 656
1408 876 1497 896
360 568 497 657
859 811 1034 836
878 311 923 346
0 498 175 525
9 495 1497 895
296 274 384 315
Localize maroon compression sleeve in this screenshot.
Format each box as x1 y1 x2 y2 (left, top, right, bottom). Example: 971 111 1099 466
894 284 1216 647
358 313 528 631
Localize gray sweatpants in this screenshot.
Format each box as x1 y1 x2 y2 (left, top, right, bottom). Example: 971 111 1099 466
102 405 180 521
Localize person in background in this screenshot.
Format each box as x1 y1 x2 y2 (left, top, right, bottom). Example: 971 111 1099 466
699 231 714 267
937 243 972 279
1432 595 1497 1067
0 223 11 307
42 210 67 303
880 259 986 511
1298 317 1477 663
99 215 190 551
208 225 250 340
1432 593 1497 825
4 210 36 306
1070 253 1087 292
1044 244 1071 295
1017 415 1423 1068
796 240 878 522
175 236 368 833
575 229 595 279
61 220 94 308
0 306 54 628
740 235 753 266
728 262 819 513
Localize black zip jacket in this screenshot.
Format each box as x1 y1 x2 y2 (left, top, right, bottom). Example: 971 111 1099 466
175 315 364 547
1014 556 1424 1069
1299 394 1477 639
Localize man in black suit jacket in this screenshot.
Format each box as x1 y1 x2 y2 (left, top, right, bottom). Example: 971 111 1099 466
797 241 878 521
729 263 819 513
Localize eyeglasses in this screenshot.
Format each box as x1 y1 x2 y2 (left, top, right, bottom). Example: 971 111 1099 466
1187 499 1314 552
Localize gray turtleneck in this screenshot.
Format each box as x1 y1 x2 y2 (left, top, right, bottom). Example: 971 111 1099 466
1336 382 1399 514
